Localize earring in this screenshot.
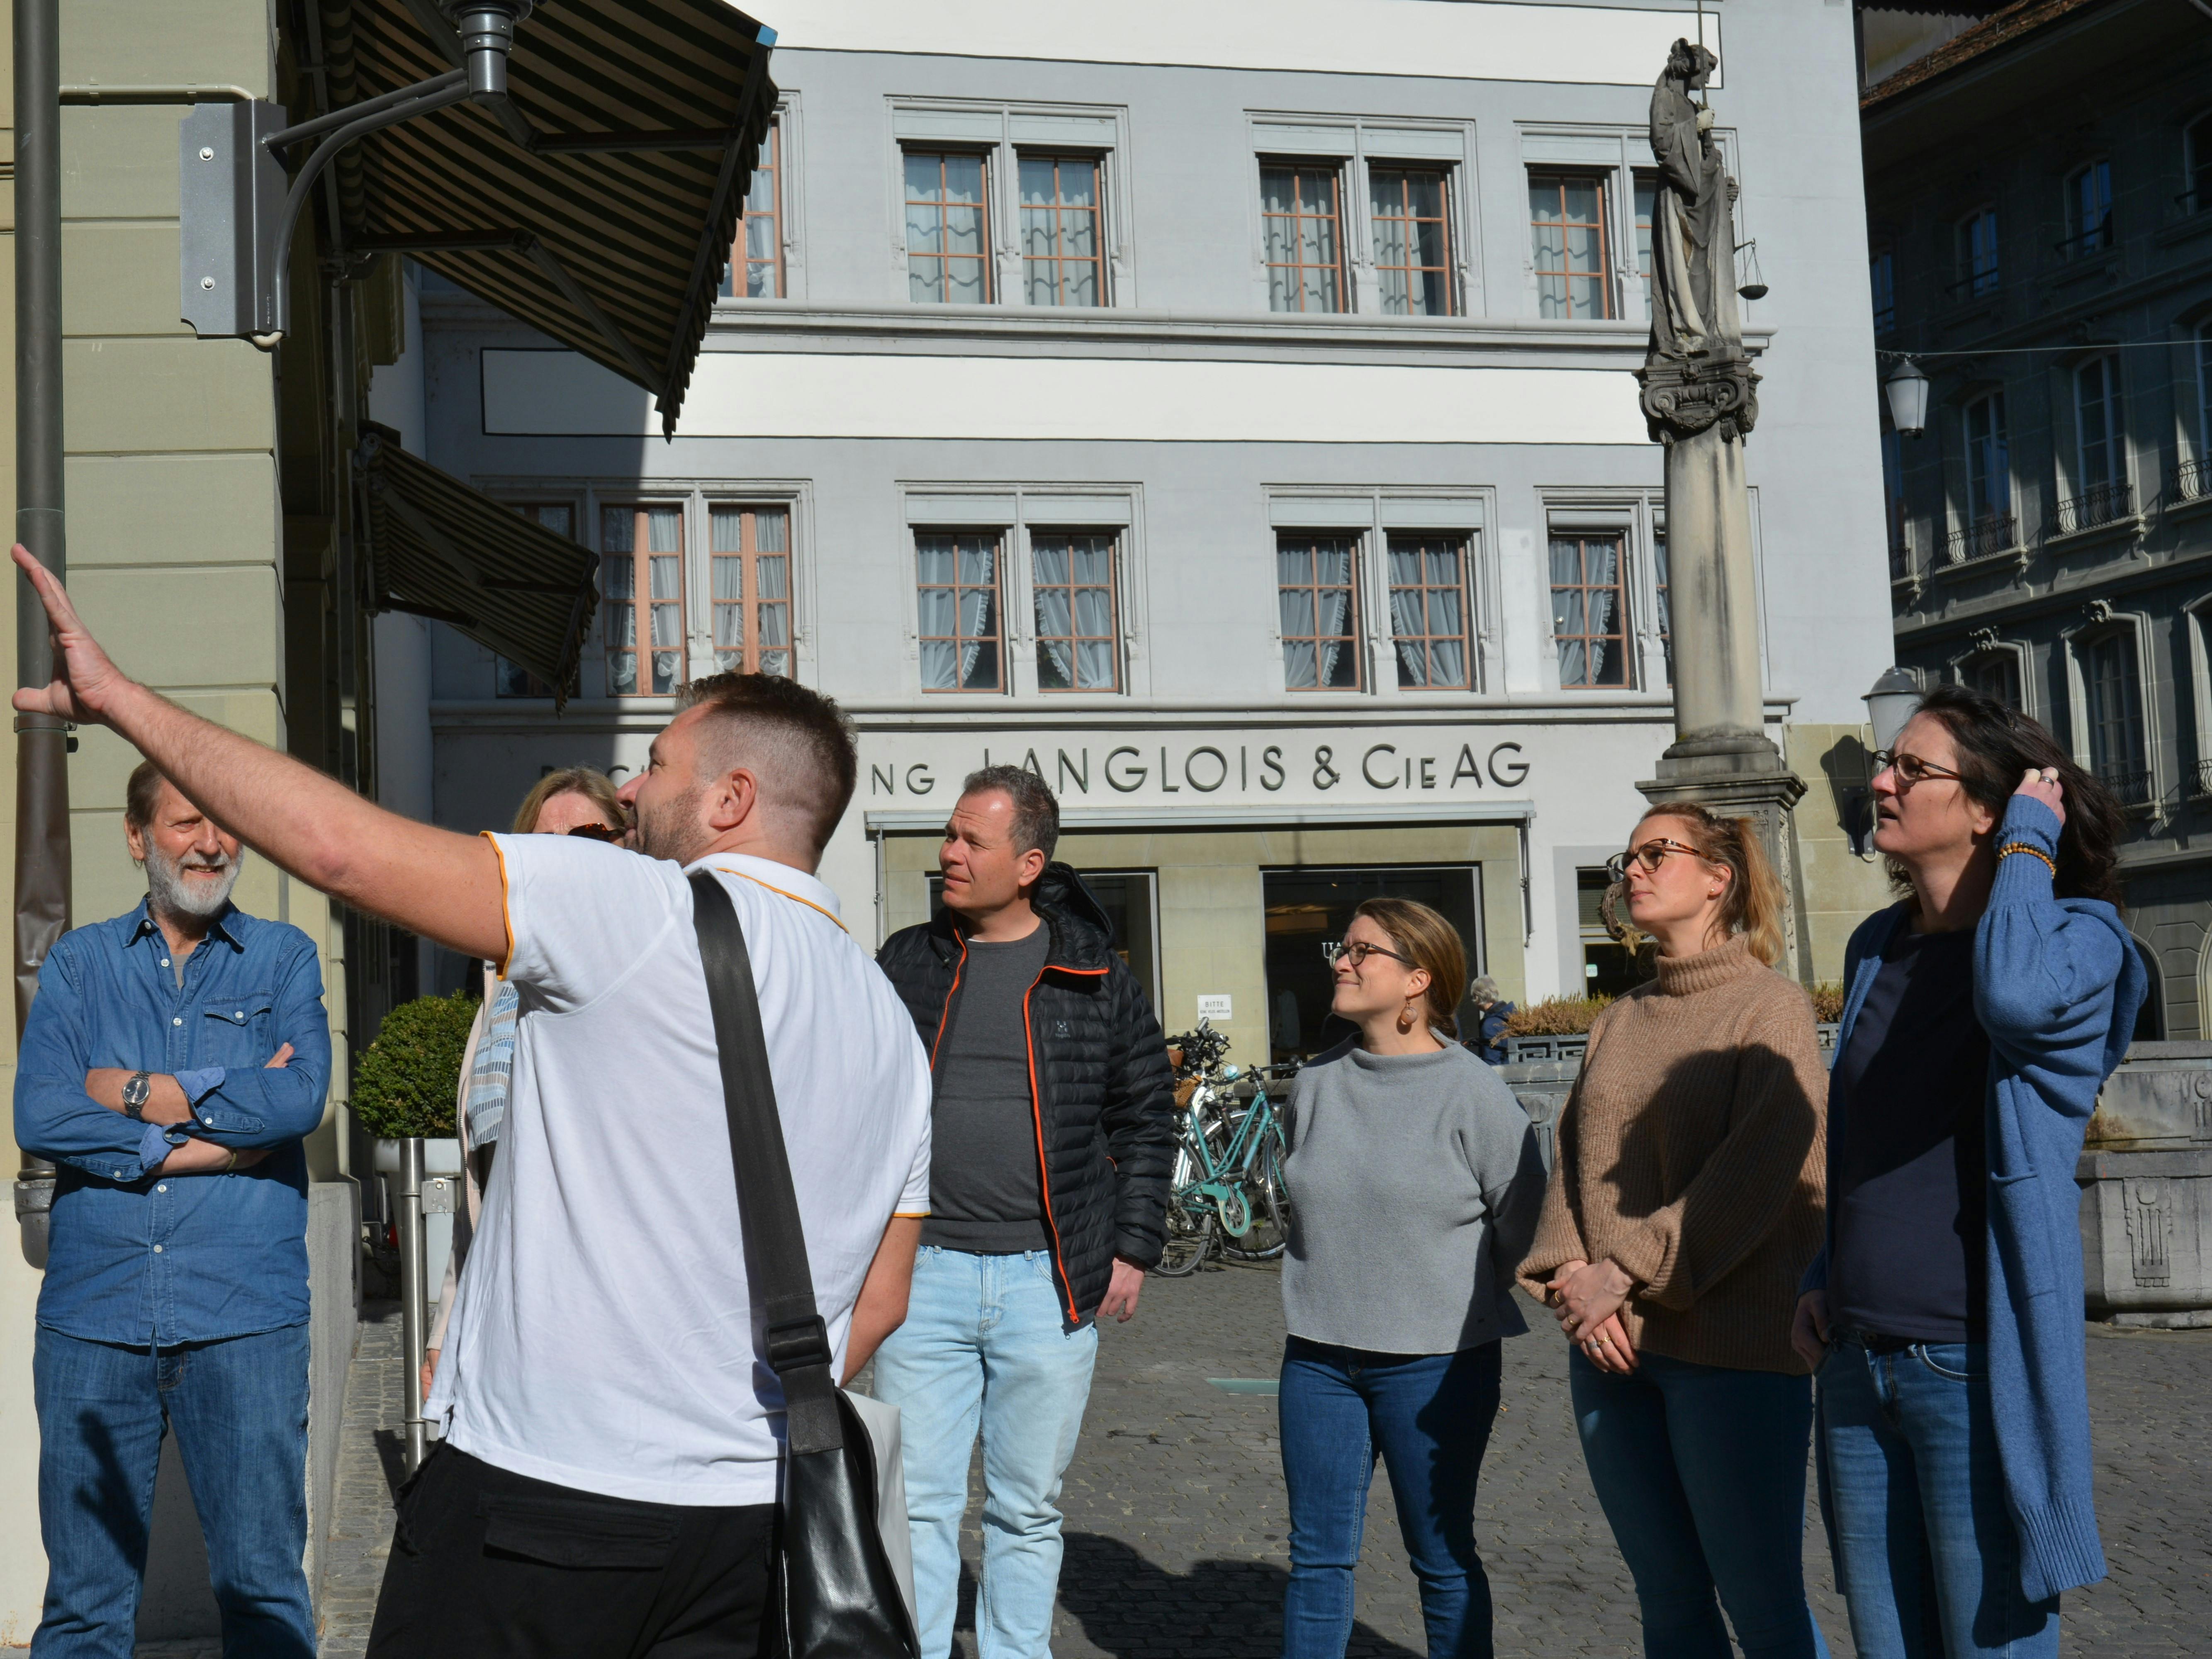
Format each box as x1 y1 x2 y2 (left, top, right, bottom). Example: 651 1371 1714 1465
1397 1004 1416 1033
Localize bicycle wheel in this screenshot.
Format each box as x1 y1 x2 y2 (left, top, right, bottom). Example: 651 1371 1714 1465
1152 1136 1216 1277
1219 1122 1289 1262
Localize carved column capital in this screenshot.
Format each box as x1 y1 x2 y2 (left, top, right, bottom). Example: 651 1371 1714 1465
1637 355 1762 445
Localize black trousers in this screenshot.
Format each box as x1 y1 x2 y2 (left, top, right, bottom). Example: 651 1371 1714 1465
365 1445 775 1658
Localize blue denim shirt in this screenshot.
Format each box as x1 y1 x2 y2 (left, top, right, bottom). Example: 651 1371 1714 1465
14 899 331 1343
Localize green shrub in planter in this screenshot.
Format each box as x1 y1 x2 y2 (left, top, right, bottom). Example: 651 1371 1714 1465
352 991 478 1140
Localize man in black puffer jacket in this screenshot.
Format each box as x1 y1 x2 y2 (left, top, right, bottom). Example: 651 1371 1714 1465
872 765 1173 1659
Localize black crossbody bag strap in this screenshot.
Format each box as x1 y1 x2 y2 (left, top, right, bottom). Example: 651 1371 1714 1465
688 870 843 1456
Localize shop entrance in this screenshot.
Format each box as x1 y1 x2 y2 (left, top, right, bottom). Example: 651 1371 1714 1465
1262 865 1484 1061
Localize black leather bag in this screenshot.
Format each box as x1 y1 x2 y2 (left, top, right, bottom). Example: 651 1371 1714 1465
689 871 921 1659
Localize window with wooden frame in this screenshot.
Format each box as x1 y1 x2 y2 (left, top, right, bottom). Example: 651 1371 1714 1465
1019 154 1105 307
602 504 686 697
904 150 992 304
498 502 573 696
1633 173 1658 319
1528 173 1613 321
709 505 791 676
1031 532 1119 691
916 531 1003 691
1277 534 1361 690
1369 166 1454 317
1385 535 1470 689
1260 162 1348 314
1653 524 1672 686
1549 532 1628 688
723 117 783 298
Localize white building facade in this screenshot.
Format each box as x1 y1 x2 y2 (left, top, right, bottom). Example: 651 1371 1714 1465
384 0 1898 1061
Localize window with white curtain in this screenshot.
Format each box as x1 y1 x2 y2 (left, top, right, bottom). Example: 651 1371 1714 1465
602 504 686 696
1030 532 1119 691
916 531 1003 691
904 151 992 304
708 505 791 676
1278 533 1362 690
1386 534 1470 689
1550 531 1628 688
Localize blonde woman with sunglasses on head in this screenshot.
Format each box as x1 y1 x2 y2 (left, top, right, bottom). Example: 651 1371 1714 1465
1517 805 1830 1659
1276 898 1545 1659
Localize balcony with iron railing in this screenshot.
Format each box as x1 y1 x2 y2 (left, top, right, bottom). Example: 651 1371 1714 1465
2053 480 2134 538
1943 513 2017 564
2179 456 2210 504
2098 764 2155 811
2193 757 2212 799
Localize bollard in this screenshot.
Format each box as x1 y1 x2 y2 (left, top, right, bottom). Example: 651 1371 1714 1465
398 1134 428 1472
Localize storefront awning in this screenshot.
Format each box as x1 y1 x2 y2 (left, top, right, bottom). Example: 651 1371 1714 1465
358 423 599 708
331 0 776 433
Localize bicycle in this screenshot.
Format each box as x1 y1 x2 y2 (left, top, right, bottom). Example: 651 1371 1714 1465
1152 1021 1291 1276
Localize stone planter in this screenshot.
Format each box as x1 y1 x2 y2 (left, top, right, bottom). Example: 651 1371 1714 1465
2079 1041 2212 1328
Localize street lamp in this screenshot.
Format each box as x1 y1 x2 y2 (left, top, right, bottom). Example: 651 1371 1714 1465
1883 356 1930 438
1864 667 1921 751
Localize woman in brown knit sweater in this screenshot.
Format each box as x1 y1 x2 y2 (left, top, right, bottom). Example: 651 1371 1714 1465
1517 803 1828 1659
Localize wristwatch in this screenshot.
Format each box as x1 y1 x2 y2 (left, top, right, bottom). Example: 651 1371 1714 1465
121 1070 154 1121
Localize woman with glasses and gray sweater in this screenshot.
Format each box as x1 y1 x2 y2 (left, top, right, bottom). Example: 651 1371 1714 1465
1277 897 1545 1659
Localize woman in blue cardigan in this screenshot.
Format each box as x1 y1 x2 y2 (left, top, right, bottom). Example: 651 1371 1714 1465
1791 685 2145 1659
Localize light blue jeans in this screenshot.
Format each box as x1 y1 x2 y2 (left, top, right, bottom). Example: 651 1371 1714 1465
1819 1337 2060 1659
871 1247 1099 1659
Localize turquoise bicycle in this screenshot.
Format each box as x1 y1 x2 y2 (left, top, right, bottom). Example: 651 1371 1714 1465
1153 1022 1290 1277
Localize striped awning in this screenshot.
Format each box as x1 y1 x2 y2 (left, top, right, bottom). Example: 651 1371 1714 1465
329 0 776 434
358 423 600 708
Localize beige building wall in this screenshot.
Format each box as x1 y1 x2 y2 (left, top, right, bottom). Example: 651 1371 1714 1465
1786 721 1898 985
884 821 1524 1068
1 1 360 1635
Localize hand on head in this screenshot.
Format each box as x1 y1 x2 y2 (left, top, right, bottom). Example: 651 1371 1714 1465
2013 766 2067 830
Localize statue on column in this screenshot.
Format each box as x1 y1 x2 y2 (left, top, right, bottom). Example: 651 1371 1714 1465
1639 40 1757 443
1632 35 1801 973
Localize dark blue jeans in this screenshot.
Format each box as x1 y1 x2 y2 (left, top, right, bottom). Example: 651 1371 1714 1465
1571 1348 1828 1659
1278 1335 1503 1659
33 1323 314 1658
1818 1337 2059 1659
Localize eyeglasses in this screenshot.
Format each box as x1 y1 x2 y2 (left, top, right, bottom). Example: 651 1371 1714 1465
1323 939 1415 970
1869 749 1964 791
1604 837 1704 883
566 822 623 842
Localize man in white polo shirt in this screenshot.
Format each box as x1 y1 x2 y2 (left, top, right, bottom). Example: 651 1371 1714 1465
10 547 933 1658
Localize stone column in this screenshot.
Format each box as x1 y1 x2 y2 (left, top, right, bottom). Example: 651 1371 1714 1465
1635 359 1809 974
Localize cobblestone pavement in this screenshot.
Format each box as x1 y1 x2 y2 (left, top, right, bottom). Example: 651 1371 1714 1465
307 1274 2212 1658
314 1301 405 1659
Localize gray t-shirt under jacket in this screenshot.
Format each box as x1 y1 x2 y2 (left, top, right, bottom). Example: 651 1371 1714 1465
922 926 1054 1254
1281 1038 1545 1355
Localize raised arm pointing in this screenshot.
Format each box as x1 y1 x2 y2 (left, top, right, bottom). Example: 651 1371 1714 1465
12 544 508 963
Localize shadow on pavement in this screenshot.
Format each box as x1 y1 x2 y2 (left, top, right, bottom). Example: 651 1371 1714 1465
1053 1532 1421 1659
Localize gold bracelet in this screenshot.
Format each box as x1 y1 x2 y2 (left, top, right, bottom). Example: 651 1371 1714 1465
1997 842 2056 877
223 1148 238 1172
